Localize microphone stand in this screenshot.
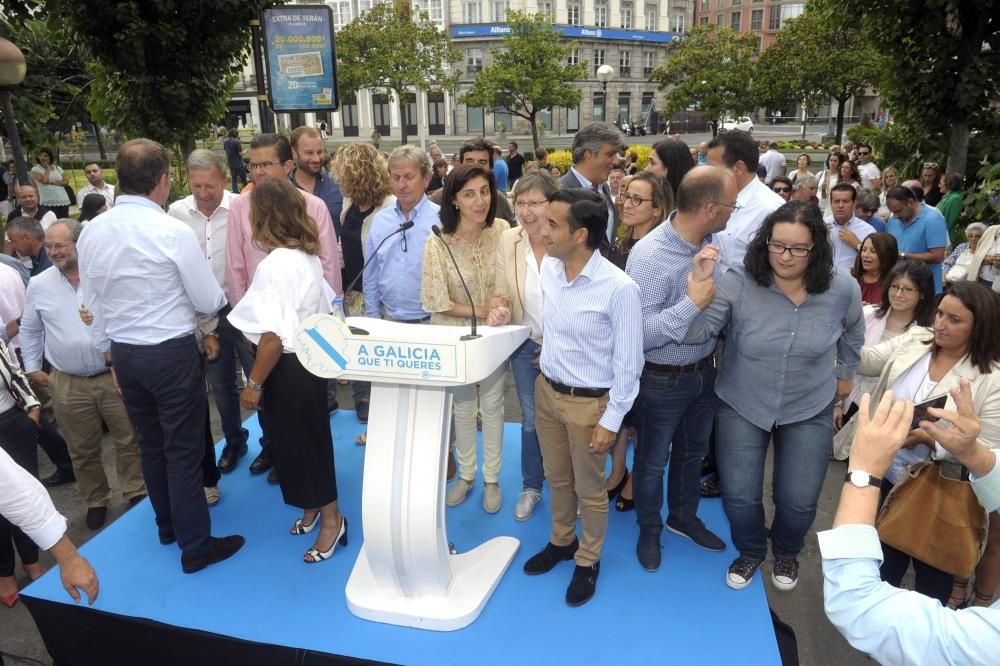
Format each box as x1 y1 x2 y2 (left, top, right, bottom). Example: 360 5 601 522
431 224 480 341
340 220 414 335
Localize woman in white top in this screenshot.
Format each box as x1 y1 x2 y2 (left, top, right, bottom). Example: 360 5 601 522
877 166 899 218
817 151 844 216
229 178 345 565
29 147 71 219
489 171 556 521
833 281 1000 608
789 153 813 185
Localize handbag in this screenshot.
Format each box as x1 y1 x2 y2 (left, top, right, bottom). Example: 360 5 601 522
876 460 988 578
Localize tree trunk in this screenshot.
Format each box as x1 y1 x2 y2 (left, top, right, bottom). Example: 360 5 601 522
946 119 969 176
92 121 107 161
179 137 196 161
834 96 846 144
529 110 539 153
397 92 409 146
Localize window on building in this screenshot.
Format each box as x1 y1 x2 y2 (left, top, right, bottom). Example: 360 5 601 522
621 2 633 29
539 0 553 19
641 91 655 126
540 108 553 132
593 92 606 122
716 12 725 25
750 8 763 30
780 3 804 26
673 14 684 32
645 6 656 31
467 106 484 133
463 1 481 23
494 109 513 133
594 48 606 66
732 0 741 5
372 94 391 136
428 92 446 135
568 2 581 25
730 10 741 30
358 0 385 14
643 50 655 76
413 0 443 29
768 3 781 29
493 0 508 21
330 0 353 30
568 47 580 66
595 3 608 27
754 35 763 56
341 94 359 137
618 92 631 123
405 93 418 136
619 50 631 77
466 48 483 74
567 105 580 132
717 0 724 8
700 0 709 10
699 15 709 23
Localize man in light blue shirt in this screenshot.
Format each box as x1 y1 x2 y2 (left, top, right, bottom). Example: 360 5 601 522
885 185 947 292
21 219 146 530
821 381 1000 663
522 188 643 608
78 139 243 574
492 145 508 192
364 145 439 322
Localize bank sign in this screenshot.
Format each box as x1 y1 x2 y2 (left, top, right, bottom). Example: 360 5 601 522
451 23 677 43
262 5 339 112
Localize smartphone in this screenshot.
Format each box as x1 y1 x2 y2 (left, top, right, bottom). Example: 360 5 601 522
911 395 948 430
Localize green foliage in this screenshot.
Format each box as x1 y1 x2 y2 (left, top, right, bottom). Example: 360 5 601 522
546 150 573 174
36 0 277 156
649 25 758 130
755 10 881 143
962 160 1000 224
460 11 587 151
336 0 460 145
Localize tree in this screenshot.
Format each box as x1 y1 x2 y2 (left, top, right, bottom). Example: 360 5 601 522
460 11 586 151
336 0 460 145
815 0 1000 175
33 0 276 157
755 11 881 144
648 25 758 136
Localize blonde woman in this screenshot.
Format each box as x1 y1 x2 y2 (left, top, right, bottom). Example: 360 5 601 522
878 166 899 218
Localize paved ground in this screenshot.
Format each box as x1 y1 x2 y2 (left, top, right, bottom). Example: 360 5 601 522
0 377 874 665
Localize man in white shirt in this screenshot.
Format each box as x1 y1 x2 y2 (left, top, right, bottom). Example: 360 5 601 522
75 163 115 209
706 130 786 269
826 183 876 270
758 142 786 185
21 219 146 531
168 150 250 475
78 138 244 574
855 143 880 191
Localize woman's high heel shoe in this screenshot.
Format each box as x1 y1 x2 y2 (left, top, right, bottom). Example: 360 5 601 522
290 512 320 535
1 592 18 608
304 517 348 563
608 470 630 501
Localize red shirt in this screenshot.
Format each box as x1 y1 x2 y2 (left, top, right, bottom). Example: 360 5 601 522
860 279 884 306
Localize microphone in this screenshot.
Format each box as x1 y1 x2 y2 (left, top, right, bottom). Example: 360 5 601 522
431 224 480 341
341 220 415 297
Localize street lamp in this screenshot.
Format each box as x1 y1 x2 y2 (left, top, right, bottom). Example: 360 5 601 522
596 64 614 124
0 37 28 187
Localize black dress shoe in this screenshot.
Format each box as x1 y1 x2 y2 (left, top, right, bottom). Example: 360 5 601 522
666 516 726 552
328 400 339 415
218 443 248 473
181 535 246 574
85 506 107 530
565 562 600 607
128 494 147 507
159 530 176 545
267 466 279 485
699 474 722 498
636 532 661 572
249 448 272 475
355 400 369 424
524 539 579 575
41 470 76 487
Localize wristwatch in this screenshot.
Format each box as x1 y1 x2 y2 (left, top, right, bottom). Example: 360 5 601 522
845 470 882 489
247 378 264 392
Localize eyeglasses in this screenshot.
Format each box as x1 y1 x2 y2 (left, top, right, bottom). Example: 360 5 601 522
922 162 939 170
514 199 547 210
856 150 870 156
622 193 654 207
888 284 919 295
772 187 791 194
713 201 743 211
766 241 813 257
249 161 281 171
400 229 408 253
43 242 73 251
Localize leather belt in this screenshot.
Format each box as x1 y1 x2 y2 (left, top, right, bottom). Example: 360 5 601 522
544 376 609 398
644 356 714 375
935 460 970 481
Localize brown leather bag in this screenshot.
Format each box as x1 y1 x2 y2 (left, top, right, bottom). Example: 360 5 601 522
876 461 989 578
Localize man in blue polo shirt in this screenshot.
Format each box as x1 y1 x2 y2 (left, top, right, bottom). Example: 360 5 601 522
884 185 948 292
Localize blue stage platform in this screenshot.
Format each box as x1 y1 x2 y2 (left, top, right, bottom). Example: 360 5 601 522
22 412 780 664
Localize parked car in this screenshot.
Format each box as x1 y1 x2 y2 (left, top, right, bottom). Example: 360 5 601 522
719 117 754 133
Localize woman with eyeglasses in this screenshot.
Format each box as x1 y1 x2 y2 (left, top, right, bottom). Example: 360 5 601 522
942 222 985 283
838 160 862 191
488 170 556 521
422 164 510 513
834 259 935 435
682 201 865 592
789 153 813 185
920 162 942 207
851 231 899 304
833 280 1000 609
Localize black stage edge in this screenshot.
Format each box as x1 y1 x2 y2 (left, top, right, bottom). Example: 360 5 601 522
21 596 395 666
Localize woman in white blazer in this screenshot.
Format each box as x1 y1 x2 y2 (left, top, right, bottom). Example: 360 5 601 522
834 280 1000 608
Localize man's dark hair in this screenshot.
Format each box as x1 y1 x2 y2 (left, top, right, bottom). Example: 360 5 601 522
885 185 916 204
548 188 607 251
83 161 100 171
116 139 171 196
228 128 239 139
744 201 834 294
459 137 492 162
37 146 55 163
535 146 548 161
855 142 871 152
438 164 498 234
250 133 293 163
706 130 759 172
830 182 858 202
943 172 963 192
509 141 518 150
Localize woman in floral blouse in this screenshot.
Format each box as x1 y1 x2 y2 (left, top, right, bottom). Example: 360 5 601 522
421 164 510 513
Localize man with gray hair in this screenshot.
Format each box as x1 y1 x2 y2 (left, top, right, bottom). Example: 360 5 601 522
168 150 250 475
791 175 819 206
6 216 51 277
559 122 623 252
20 218 147 530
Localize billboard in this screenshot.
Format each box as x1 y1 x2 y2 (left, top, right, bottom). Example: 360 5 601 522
262 5 339 112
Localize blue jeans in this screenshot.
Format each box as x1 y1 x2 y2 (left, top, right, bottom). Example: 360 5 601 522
204 309 255 447
633 365 717 536
715 399 833 561
510 339 543 491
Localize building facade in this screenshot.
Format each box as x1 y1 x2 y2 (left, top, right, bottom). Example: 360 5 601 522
226 0 693 141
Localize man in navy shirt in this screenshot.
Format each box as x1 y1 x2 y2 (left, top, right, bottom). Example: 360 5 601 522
290 126 343 236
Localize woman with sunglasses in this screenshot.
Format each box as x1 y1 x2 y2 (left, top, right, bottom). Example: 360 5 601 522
920 162 942 207
682 201 865 592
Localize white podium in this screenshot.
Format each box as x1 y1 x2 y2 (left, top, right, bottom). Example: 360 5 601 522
295 315 529 631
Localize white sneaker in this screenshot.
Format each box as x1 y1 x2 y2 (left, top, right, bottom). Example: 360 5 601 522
483 483 502 514
204 486 221 507
514 489 542 521
446 478 474 507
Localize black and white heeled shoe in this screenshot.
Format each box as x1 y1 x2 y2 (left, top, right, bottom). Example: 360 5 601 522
290 512 320 535
303 517 348 564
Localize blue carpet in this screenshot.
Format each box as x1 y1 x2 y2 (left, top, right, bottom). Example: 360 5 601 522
23 412 780 664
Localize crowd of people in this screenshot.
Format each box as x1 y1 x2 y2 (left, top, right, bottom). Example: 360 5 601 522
0 121 997 659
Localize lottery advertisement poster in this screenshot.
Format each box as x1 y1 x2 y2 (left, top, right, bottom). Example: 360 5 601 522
262 5 339 112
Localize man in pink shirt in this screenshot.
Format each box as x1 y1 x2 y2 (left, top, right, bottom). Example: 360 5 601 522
225 133 342 482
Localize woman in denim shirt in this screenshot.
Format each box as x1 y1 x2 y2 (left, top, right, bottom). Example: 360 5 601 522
684 201 865 592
